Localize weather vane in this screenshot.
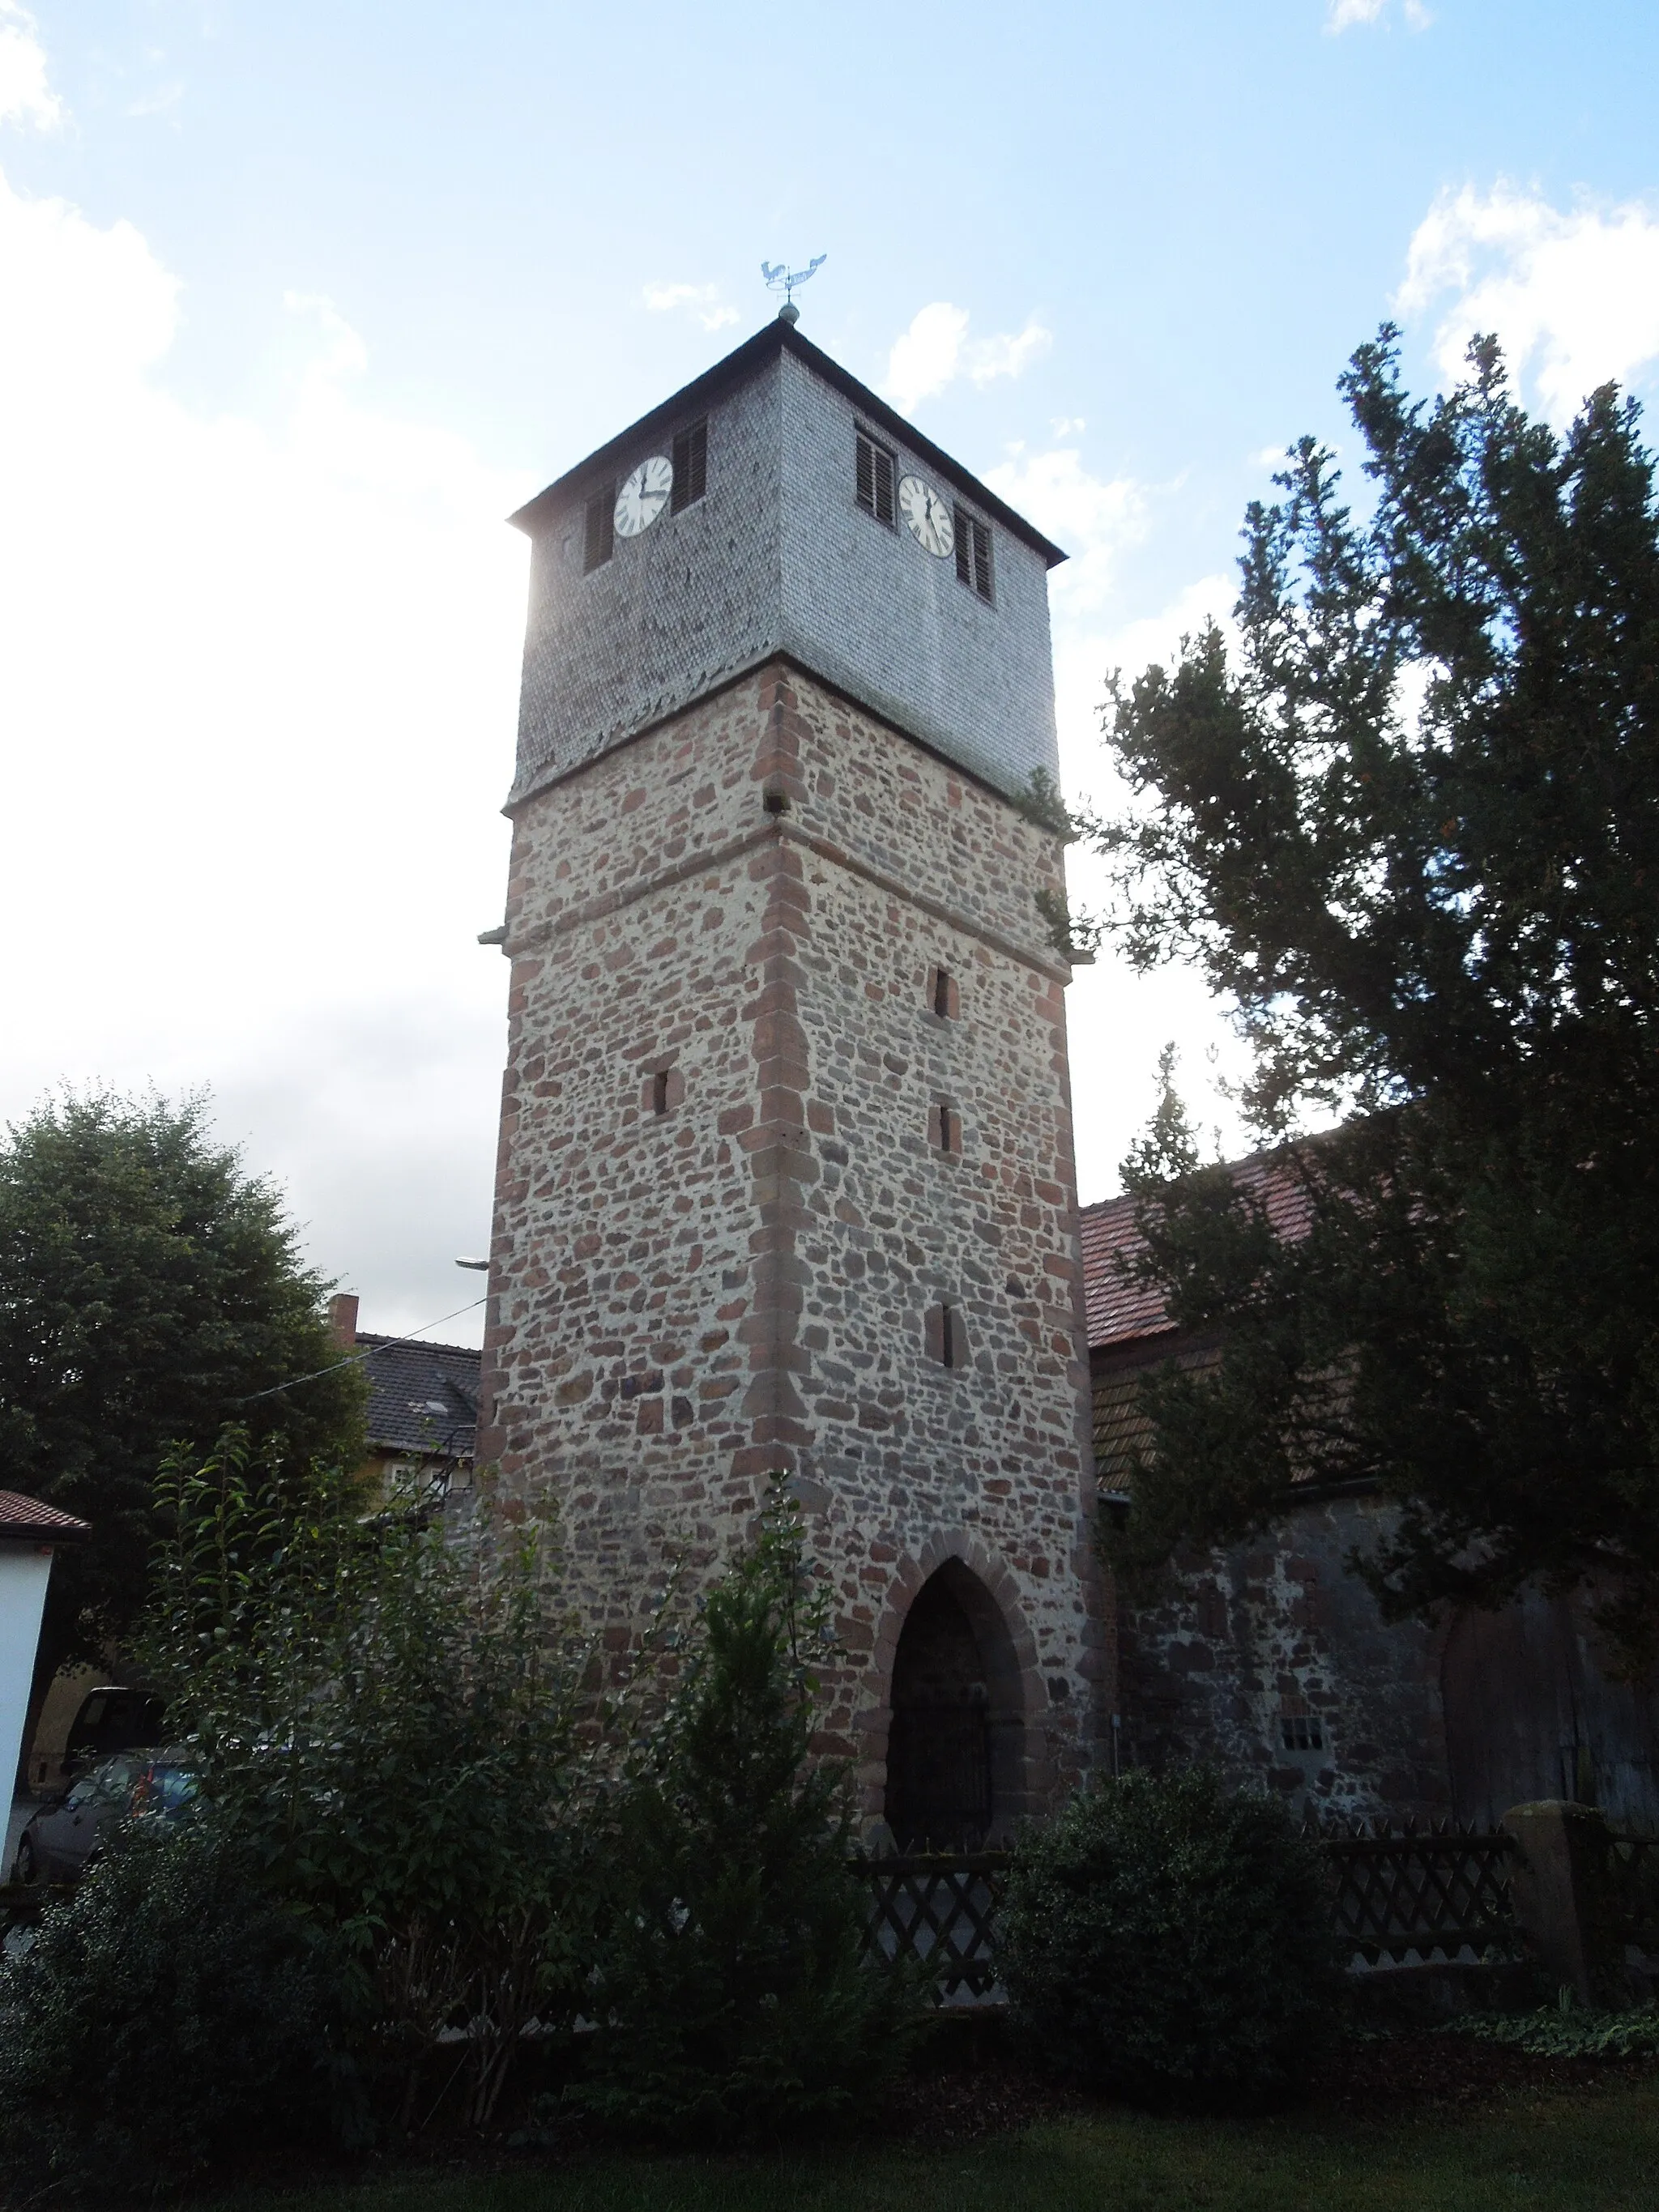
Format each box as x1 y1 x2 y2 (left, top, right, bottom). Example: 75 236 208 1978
761 255 826 323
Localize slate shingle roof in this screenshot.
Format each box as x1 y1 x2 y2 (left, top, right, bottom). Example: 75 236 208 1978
358 1336 482 1462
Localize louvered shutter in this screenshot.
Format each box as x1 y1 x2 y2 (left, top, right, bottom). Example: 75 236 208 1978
857 431 897 523
672 420 706 512
953 510 994 600
872 443 894 524
583 485 615 571
971 518 993 600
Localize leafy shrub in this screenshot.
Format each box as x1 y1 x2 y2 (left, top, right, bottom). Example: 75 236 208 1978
1000 1766 1340 2106
0 1817 335 2197
136 1433 615 2131
574 1490 923 2141
1446 2001 1659 2058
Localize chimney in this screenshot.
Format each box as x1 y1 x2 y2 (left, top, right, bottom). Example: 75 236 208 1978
328 1293 359 1349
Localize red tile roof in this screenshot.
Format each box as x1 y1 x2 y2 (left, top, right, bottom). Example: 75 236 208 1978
0 1492 91 1541
1079 1151 1315 1351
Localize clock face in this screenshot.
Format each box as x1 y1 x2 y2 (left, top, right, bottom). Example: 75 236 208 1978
615 454 673 538
898 473 954 559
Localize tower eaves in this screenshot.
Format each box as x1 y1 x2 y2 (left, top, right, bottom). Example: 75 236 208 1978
508 320 1068 572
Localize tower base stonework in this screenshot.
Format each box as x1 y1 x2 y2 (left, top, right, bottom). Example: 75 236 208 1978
476 662 1104 1836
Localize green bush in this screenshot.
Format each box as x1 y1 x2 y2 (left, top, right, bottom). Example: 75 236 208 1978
1000 1766 1340 2107
574 1490 923 2142
136 1435 610 2133
0 1817 337 2197
1446 2001 1659 2058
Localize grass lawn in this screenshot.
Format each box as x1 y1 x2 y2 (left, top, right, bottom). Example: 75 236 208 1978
203 2078 1659 2212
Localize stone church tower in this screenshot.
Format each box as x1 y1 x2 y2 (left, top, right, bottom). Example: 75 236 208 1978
476 313 1103 1842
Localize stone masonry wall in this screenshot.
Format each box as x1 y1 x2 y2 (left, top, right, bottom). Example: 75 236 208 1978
476 662 1102 1831
1118 1493 1452 1821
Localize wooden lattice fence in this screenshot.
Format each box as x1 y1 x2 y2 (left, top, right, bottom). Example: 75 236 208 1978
857 1852 1011 2001
1307 1820 1520 1967
1606 1833 1659 1956
856 1823 1525 1997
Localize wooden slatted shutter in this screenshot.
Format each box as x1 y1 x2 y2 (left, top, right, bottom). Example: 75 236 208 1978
671 420 707 512
583 484 615 571
953 507 993 600
971 516 993 600
857 429 895 524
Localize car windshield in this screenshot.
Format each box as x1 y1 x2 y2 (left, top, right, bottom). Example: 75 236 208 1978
66 1754 147 1808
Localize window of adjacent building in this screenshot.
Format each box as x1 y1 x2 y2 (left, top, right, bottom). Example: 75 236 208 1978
856 428 896 526
672 420 707 512
583 484 616 571
927 1300 968 1370
928 965 960 1020
954 506 993 601
1281 1715 1324 1752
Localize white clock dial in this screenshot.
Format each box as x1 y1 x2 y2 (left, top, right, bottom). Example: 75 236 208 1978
898 473 954 559
615 454 673 538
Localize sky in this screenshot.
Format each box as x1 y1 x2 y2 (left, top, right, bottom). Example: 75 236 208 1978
2 0 1658 1349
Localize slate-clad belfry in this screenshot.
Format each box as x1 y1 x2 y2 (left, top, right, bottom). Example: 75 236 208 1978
475 315 1105 1843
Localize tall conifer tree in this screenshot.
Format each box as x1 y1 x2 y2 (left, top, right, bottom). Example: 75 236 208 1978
1092 330 1659 1664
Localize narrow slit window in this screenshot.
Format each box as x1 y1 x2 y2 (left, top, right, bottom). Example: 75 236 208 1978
941 1302 966 1370
927 1300 968 1370
583 484 616 572
929 1102 962 1156
855 428 896 526
953 507 993 601
929 965 959 1020
671 420 707 512
651 1070 671 1116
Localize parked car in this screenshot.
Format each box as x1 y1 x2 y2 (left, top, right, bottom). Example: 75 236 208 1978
11 1750 198 1885
62 1686 168 1774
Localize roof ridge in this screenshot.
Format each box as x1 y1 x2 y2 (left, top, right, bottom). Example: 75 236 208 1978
356 1333 483 1359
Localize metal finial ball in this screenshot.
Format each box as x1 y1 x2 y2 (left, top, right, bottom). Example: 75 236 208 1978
778 301 801 326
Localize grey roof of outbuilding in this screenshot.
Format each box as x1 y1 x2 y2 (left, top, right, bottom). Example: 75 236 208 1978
359 1336 481 1461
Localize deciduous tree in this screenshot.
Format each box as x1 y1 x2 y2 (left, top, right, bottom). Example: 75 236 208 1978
0 1091 364 1741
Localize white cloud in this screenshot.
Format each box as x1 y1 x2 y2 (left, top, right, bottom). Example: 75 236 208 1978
885 302 970 412
1397 183 1659 422
642 279 739 331
0 163 534 1343
969 321 1051 386
985 443 1145 617
979 429 1247 1190
1326 0 1431 28
0 2 60 129
1059 566 1251 1198
883 300 1051 416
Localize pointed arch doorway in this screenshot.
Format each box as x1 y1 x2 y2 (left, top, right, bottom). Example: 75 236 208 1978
884 1560 1026 1849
